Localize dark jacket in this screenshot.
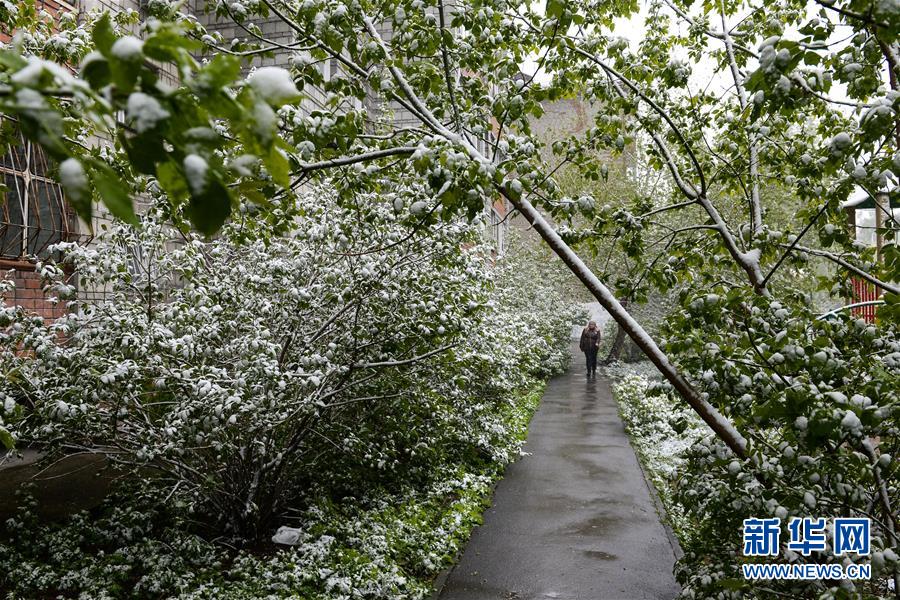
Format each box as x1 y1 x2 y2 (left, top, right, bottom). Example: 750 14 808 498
580 327 600 353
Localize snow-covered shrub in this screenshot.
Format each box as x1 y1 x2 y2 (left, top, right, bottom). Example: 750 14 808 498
612 293 900 599
612 371 704 542
664 295 900 598
0 470 498 599
481 228 584 381
616 374 703 479
1 188 468 537
1 187 578 543
0 188 577 598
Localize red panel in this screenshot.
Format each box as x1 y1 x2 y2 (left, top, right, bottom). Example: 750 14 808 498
850 277 880 323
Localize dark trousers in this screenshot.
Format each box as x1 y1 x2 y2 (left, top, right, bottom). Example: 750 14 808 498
584 348 598 373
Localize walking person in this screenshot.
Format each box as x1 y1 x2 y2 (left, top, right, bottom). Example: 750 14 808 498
579 320 601 378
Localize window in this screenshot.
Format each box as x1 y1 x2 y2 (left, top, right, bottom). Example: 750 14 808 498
855 208 900 247
0 134 77 260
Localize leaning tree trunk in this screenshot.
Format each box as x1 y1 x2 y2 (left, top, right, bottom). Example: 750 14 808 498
604 299 628 363
505 191 749 459
355 36 750 459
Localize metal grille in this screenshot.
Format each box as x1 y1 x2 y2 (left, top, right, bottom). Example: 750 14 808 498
0 134 79 260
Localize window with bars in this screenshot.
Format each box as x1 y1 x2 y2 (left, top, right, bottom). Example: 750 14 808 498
0 135 78 261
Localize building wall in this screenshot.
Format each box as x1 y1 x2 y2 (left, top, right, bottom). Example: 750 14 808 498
190 0 337 115
1 260 68 320
2 1 81 318
531 96 632 176
0 0 75 43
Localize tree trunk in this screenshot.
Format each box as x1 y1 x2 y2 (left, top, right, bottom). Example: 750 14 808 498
604 300 628 363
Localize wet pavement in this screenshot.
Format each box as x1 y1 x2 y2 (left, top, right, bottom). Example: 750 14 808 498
439 349 681 600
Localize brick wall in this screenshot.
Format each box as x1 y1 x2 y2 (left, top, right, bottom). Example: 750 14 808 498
0 0 75 43
1 260 67 321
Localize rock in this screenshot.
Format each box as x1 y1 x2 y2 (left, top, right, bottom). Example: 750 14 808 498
272 525 303 545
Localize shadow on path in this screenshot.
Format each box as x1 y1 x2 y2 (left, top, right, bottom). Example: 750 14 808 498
438 347 681 600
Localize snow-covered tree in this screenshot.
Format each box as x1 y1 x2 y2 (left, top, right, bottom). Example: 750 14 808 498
2 0 899 594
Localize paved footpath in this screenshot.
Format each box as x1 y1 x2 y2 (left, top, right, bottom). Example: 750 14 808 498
439 349 681 600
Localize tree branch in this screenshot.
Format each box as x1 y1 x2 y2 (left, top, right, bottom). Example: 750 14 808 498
762 201 830 287
295 146 417 174
436 0 463 135
574 46 707 194
782 244 900 295
719 0 762 238
352 342 459 369
349 13 750 460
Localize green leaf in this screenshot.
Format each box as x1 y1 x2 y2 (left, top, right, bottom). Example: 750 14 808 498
718 578 748 591
0 426 14 450
143 26 203 65
744 69 765 92
123 131 167 176
880 291 900 325
90 164 138 225
186 178 231 236
193 55 242 94
263 145 290 188
109 57 142 94
92 13 116 57
81 55 111 89
0 49 28 71
156 160 189 202
546 0 566 18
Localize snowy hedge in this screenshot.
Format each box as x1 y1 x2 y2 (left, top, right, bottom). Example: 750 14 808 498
0 187 579 598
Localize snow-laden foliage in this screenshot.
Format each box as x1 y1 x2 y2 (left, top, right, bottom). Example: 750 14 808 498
0 188 578 597
0 187 579 542
611 370 700 543
663 294 900 599
611 292 900 598
0 462 513 599
3 0 899 594
615 373 703 482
